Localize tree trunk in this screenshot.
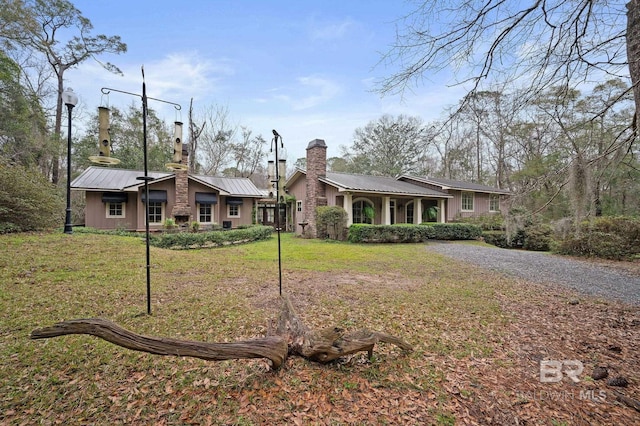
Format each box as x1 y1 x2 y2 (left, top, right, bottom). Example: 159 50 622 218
628 0 640 129
30 295 413 370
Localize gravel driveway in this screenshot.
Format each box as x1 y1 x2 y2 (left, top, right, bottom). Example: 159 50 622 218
424 242 640 305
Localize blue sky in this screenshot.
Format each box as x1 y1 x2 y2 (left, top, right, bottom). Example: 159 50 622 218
67 0 467 161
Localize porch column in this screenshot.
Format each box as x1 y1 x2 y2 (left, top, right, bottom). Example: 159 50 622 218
343 192 353 226
383 196 391 225
414 198 422 224
438 199 446 223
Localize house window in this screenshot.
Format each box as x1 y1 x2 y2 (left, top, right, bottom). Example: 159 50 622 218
489 194 500 212
199 203 213 223
406 201 414 224
297 200 302 212
228 204 240 218
461 192 474 211
147 201 163 223
352 199 374 224
106 202 125 218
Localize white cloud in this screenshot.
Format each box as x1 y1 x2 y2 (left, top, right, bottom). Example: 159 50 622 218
66 51 233 123
268 75 342 111
309 18 357 41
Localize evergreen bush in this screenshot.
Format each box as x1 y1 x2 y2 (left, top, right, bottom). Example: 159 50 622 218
0 163 64 233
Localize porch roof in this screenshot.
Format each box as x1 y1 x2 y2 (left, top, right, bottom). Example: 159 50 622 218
320 172 452 198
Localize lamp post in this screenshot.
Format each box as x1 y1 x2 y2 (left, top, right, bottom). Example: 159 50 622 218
101 67 181 315
61 88 78 234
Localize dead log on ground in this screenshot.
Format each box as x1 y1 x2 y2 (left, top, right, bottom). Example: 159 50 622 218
30 317 288 369
30 294 413 370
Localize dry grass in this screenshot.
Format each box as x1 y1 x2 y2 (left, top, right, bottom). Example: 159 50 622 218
1 232 638 425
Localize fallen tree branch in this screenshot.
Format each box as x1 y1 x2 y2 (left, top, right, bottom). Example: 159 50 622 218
30 294 413 370
272 294 413 362
30 318 288 369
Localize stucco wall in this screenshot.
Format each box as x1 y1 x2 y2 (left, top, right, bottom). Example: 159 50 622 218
84 191 137 230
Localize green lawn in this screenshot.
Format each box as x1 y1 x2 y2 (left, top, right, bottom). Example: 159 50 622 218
0 232 522 424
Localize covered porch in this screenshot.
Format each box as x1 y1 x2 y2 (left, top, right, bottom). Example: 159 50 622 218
336 193 448 226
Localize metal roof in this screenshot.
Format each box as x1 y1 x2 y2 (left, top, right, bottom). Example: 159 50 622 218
192 175 264 197
71 167 172 191
321 172 452 198
71 166 263 197
403 175 511 195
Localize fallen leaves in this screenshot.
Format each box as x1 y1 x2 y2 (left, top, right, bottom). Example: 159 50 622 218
3 234 640 424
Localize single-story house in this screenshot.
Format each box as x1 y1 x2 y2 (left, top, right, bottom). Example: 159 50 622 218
286 139 511 237
71 145 264 231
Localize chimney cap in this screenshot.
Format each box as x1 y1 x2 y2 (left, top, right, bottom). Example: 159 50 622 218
306 139 326 149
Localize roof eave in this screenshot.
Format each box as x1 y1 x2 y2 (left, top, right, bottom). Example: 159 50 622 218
336 187 453 198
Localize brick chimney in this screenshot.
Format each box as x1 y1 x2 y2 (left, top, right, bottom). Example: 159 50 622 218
171 144 191 224
304 139 328 237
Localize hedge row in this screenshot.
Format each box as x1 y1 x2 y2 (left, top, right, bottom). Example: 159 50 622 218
347 223 482 243
149 226 273 249
556 217 640 260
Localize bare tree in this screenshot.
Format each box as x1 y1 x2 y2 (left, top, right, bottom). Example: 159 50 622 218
1 0 127 183
197 104 236 176
229 127 266 178
187 98 205 174
378 1 639 127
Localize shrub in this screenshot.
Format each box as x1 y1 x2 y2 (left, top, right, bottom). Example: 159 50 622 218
316 206 348 240
523 223 553 251
347 223 481 243
149 225 273 249
557 231 627 260
422 223 483 240
556 216 640 260
456 213 504 231
0 163 64 233
482 231 510 248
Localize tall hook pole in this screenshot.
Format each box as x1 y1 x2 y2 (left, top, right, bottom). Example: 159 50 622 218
100 66 181 315
141 68 152 315
272 129 283 296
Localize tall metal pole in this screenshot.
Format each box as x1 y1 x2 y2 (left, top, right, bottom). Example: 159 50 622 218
142 69 152 315
272 130 283 296
101 68 181 315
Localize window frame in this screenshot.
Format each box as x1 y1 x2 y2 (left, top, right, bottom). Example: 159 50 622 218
461 192 474 212
147 201 164 224
198 203 213 224
228 203 240 218
106 202 126 218
489 194 500 212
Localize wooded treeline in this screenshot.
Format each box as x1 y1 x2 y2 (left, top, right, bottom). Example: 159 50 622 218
1 0 639 233
336 81 638 221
